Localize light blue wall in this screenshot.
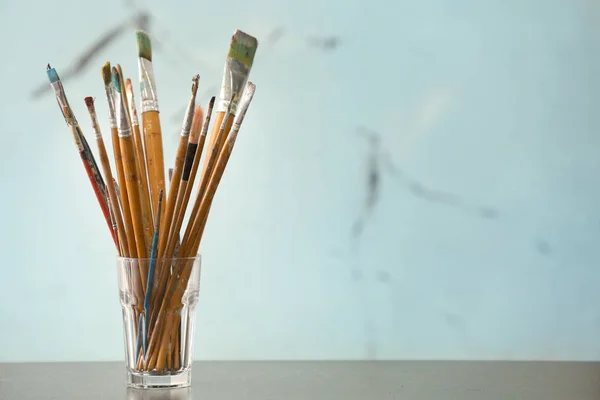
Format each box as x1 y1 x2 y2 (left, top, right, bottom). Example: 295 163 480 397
1 0 600 361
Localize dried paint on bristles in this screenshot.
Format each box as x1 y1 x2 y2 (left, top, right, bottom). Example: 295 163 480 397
101 62 112 86
244 81 256 98
111 67 122 93
228 30 258 67
84 96 95 108
136 30 152 61
46 66 59 84
190 106 204 143
125 78 134 95
209 96 216 108
191 74 200 96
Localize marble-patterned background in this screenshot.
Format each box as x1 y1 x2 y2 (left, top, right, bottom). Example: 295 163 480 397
1 0 599 361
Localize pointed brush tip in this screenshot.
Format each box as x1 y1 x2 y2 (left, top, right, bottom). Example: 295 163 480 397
191 74 200 95
193 105 204 121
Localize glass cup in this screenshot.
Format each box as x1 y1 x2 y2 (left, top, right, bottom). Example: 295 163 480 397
117 256 201 388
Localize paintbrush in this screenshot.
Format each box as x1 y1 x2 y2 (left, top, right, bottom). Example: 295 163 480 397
125 77 153 221
146 96 228 336
123 76 153 251
200 30 257 183
147 75 199 330
117 65 153 253
113 66 149 261
137 188 164 359
102 62 137 258
179 95 235 258
136 30 166 221
165 105 206 262
47 64 116 248
84 96 129 256
191 82 256 253
145 107 204 364
154 83 256 371
158 75 199 259
168 168 182 257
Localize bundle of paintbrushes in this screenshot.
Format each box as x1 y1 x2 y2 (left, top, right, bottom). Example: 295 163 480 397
47 29 257 382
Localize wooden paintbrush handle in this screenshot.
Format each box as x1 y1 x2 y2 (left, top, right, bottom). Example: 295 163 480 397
80 153 117 247
120 135 148 260
111 128 138 258
142 111 166 221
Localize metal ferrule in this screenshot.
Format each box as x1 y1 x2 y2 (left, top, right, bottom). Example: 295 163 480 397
104 85 117 129
216 57 251 115
126 89 139 127
50 81 77 127
231 83 255 135
180 99 195 137
138 57 159 113
88 109 102 140
114 93 132 138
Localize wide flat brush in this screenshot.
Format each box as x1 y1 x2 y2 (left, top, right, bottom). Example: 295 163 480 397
199 30 258 184
84 96 129 256
136 30 166 221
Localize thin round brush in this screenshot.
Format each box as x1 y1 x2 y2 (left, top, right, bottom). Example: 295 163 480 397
84 96 129 256
46 65 116 248
164 105 206 261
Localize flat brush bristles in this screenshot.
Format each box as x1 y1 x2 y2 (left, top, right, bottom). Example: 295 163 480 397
112 70 122 93
101 62 112 86
228 30 258 67
46 67 59 84
136 30 152 61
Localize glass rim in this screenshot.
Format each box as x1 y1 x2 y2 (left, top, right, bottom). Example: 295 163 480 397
116 254 201 262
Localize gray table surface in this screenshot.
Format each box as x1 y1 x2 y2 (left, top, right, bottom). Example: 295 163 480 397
1 361 600 399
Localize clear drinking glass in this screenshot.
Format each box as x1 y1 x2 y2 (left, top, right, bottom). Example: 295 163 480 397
117 256 201 388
